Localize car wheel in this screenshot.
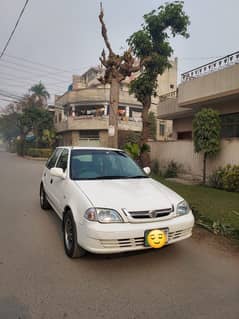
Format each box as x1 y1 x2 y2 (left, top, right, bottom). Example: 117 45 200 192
40 184 51 210
63 210 86 258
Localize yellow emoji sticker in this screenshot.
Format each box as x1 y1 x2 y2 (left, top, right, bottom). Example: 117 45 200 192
147 229 167 248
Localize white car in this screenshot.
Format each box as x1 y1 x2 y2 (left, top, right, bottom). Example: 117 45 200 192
40 147 194 258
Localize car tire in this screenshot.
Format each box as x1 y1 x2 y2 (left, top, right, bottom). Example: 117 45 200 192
63 210 86 258
40 184 51 210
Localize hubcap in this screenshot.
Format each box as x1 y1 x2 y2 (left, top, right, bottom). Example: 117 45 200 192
65 217 74 251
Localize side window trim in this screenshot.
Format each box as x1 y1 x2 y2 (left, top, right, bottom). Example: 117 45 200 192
56 148 69 172
46 148 63 170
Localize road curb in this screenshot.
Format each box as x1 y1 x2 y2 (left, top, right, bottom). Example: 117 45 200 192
24 156 47 161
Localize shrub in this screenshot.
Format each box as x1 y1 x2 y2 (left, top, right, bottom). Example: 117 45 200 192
25 148 52 158
123 143 140 161
151 159 160 175
164 160 181 178
209 168 224 189
209 165 239 192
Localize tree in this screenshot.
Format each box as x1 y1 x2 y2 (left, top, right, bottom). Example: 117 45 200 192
128 1 190 166
30 82 50 107
148 111 157 140
0 111 20 142
193 108 221 184
18 106 54 144
98 4 143 148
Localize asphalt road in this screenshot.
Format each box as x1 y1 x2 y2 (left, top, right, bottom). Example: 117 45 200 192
0 151 238 319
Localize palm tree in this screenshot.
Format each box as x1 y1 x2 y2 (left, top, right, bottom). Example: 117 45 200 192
30 82 50 107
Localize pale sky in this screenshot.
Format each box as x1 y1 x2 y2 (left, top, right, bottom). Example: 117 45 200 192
0 0 238 107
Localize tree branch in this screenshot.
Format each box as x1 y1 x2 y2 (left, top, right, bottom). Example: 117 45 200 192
99 3 114 56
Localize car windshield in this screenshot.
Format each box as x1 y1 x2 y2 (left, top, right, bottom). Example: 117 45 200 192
70 149 148 180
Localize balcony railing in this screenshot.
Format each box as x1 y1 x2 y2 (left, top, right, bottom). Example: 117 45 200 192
159 91 177 102
55 115 142 132
181 50 239 82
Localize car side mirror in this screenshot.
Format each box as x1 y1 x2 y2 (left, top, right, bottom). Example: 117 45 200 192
50 167 66 179
143 167 151 175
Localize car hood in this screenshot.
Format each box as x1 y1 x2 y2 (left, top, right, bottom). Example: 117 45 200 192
74 178 183 211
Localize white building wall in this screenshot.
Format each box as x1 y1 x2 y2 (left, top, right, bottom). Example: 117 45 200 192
149 138 239 180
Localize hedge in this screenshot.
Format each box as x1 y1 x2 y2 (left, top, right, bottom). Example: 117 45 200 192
209 165 239 192
25 148 52 158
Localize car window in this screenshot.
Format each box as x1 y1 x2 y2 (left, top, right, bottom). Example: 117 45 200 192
70 149 146 180
46 148 63 170
56 149 69 172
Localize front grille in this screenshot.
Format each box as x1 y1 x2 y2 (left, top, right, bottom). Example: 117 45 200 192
168 228 192 241
128 208 172 219
100 228 192 249
100 237 145 249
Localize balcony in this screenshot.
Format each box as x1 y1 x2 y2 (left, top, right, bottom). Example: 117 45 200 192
55 115 142 133
181 51 239 82
158 92 192 120
56 87 141 107
179 55 239 108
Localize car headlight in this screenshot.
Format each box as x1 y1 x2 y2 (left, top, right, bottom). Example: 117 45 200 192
84 208 123 223
176 200 190 216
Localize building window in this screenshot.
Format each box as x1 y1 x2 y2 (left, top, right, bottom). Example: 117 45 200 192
177 131 192 140
79 130 100 140
159 123 165 136
221 113 239 138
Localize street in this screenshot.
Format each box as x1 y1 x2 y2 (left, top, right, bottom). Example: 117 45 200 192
0 151 238 319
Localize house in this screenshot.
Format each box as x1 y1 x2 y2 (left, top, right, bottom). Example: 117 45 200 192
150 51 239 179
53 60 178 147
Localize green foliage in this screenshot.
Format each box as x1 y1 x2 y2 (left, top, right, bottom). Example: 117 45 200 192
154 176 239 240
164 160 181 178
0 112 20 141
124 142 140 160
124 142 150 162
25 148 52 158
30 82 50 107
193 209 239 240
193 108 221 183
209 165 239 192
119 131 141 148
18 106 54 146
128 1 190 103
127 1 190 166
148 111 157 140
193 108 221 156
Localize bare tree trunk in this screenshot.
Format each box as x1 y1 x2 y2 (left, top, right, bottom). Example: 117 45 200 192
140 96 151 167
203 152 207 184
108 78 119 148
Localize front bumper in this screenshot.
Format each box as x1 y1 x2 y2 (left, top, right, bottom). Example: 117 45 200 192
77 212 195 254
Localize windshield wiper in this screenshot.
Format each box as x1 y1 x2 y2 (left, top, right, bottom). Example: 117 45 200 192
94 176 129 180
128 175 148 179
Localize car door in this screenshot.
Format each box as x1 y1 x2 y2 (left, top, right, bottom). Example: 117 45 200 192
50 148 69 217
43 148 63 203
